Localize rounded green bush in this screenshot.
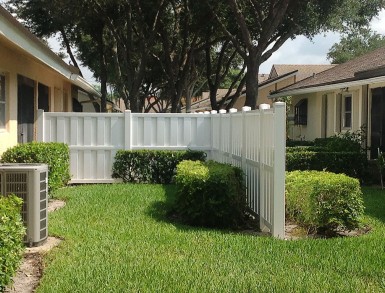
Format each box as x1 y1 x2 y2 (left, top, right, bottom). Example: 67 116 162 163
286 170 364 232
173 160 247 228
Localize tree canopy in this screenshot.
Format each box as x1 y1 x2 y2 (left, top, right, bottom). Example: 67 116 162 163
5 0 385 112
328 27 385 64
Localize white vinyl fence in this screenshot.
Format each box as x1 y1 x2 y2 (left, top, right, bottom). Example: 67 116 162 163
37 102 285 238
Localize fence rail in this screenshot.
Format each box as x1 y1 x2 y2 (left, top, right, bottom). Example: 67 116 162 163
37 102 285 238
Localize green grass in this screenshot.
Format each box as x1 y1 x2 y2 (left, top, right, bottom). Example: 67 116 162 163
37 184 385 293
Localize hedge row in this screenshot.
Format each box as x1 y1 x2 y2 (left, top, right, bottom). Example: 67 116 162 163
286 171 364 232
112 150 206 184
286 150 367 180
0 195 25 291
0 142 71 193
172 160 246 228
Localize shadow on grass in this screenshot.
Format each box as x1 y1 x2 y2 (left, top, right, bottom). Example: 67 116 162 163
362 187 385 224
146 184 260 235
146 185 218 233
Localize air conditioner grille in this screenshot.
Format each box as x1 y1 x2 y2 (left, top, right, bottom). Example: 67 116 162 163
39 171 48 240
40 228 47 239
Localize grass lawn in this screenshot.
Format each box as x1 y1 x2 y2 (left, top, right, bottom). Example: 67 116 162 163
37 184 385 292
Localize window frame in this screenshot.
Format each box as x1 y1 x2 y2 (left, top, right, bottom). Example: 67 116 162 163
342 94 352 129
0 75 6 130
294 98 308 125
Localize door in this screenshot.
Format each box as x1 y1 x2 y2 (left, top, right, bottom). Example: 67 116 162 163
370 87 385 158
18 76 35 143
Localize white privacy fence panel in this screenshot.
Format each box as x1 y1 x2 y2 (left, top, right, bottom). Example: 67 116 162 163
37 102 285 238
130 113 211 150
37 112 125 183
210 103 285 237
36 110 212 183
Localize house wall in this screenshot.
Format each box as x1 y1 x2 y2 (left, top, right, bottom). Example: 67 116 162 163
0 40 73 155
288 85 366 142
289 92 321 141
233 76 296 110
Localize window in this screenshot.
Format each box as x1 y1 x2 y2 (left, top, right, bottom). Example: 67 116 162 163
343 95 352 128
0 75 5 130
294 99 307 125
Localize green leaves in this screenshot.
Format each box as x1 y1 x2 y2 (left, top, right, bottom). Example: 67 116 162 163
0 142 71 194
172 160 247 228
111 150 206 184
0 195 25 291
286 171 364 232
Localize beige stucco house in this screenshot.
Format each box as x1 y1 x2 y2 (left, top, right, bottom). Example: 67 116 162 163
233 64 335 109
0 6 101 154
186 64 334 112
270 46 385 158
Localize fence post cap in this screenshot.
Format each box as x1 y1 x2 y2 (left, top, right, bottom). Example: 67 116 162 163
259 104 271 110
274 102 286 108
242 106 251 112
229 108 238 113
219 109 227 114
204 111 210 114
211 110 218 114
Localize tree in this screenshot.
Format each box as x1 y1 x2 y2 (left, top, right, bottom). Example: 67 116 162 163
8 0 384 112
205 0 385 109
5 0 83 76
328 27 385 64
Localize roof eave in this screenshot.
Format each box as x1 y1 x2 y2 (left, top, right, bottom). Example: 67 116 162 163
268 75 385 98
0 6 100 96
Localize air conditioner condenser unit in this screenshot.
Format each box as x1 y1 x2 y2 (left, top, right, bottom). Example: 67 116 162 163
0 163 48 246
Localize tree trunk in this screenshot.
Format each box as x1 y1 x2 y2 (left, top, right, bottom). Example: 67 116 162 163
209 87 219 111
244 50 259 109
98 34 108 113
60 28 83 77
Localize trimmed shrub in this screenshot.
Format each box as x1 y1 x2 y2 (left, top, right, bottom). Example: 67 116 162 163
286 171 364 232
172 160 246 228
0 195 25 291
112 150 206 184
286 150 368 180
0 142 71 193
314 130 364 153
286 139 314 147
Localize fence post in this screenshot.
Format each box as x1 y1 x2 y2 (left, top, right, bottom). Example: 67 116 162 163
272 102 286 239
258 105 268 232
36 109 44 142
124 110 132 150
241 106 251 171
210 110 217 159
219 109 226 163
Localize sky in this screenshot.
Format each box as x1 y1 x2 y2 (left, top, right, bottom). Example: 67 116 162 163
49 9 385 83
259 9 385 74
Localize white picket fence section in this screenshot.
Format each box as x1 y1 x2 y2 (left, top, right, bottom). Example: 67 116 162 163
36 102 285 238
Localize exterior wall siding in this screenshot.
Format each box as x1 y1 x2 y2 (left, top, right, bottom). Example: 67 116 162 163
0 42 73 154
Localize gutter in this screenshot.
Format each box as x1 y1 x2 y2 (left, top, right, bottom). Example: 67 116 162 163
72 75 101 97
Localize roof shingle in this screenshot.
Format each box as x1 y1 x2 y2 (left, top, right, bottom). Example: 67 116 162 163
274 46 385 93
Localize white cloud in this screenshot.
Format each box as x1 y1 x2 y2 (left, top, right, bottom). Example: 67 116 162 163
260 33 340 73
260 9 385 73
371 9 385 34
